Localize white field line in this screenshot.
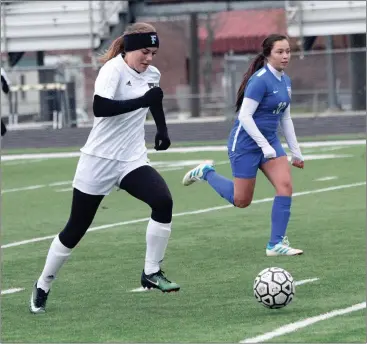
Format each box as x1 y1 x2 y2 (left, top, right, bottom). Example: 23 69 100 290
0 154 352 195
2 151 80 161
130 287 153 293
2 181 72 194
240 302 366 343
315 176 338 182
295 278 319 286
130 277 319 293
2 159 44 166
2 185 45 193
1 140 365 161
1 288 24 295
158 167 185 172
304 146 349 154
48 181 72 186
299 154 352 160
2 182 365 249
319 146 350 152
55 188 73 192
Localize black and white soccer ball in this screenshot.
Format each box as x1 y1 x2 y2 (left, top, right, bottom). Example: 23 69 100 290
253 267 295 309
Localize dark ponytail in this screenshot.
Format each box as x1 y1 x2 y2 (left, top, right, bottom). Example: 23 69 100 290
235 34 288 112
235 54 265 112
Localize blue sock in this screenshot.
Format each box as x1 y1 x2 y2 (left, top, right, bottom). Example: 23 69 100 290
269 196 292 247
204 171 234 205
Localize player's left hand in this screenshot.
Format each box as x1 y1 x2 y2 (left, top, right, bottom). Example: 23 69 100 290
291 156 304 169
154 129 171 151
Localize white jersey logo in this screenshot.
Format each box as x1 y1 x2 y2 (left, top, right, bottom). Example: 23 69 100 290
148 82 159 89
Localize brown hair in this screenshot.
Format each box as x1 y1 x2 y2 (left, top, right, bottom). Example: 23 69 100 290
99 22 157 64
235 34 288 112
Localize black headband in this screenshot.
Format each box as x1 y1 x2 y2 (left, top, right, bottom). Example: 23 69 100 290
124 32 159 52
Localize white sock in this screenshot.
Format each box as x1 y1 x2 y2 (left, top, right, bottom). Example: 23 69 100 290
144 218 171 275
37 235 72 292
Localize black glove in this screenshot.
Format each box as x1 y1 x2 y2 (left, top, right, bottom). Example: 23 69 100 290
154 128 171 151
141 87 163 108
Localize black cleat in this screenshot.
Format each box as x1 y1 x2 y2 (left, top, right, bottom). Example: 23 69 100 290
141 270 180 293
29 282 49 314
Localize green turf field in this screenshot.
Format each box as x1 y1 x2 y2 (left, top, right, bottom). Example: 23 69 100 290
1 140 365 342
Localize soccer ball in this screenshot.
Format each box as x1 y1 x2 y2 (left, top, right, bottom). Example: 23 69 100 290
253 267 295 309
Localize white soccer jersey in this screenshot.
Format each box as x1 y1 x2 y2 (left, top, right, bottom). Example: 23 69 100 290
81 54 160 161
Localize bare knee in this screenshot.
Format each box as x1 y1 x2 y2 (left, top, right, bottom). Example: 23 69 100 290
234 196 252 208
276 181 293 196
233 177 256 209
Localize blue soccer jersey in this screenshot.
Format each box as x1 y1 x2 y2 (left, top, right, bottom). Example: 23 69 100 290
228 64 291 152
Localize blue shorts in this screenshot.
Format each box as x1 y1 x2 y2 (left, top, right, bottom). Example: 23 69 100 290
228 139 287 179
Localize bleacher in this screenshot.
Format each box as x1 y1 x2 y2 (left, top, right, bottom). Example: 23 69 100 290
1 1 128 52
285 0 366 37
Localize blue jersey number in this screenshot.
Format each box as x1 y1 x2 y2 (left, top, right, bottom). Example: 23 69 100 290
273 102 287 115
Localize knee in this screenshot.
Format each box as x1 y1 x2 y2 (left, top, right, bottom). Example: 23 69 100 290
59 221 86 249
152 194 173 212
233 196 252 208
59 211 95 249
276 181 293 196
151 194 173 223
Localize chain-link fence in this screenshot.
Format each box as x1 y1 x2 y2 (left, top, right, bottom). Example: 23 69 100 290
1 61 227 128
223 48 366 117
1 47 365 129
1 63 100 128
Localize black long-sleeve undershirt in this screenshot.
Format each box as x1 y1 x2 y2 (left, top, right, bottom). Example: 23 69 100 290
149 102 167 132
93 85 164 119
93 94 147 117
93 92 167 132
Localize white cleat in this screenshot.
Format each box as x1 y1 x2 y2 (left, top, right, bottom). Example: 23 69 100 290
266 236 304 256
182 160 215 186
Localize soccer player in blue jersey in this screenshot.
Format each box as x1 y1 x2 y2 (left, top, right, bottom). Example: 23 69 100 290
182 34 304 256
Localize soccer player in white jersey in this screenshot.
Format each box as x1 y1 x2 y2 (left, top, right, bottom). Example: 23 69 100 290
183 34 304 256
30 23 180 314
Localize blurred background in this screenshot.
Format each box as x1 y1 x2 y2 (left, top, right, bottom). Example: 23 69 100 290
0 0 366 148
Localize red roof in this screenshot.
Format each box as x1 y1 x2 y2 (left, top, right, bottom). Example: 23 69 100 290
199 9 287 54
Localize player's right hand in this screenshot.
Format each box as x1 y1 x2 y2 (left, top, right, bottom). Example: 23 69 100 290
142 87 163 107
262 144 277 159
291 157 304 169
